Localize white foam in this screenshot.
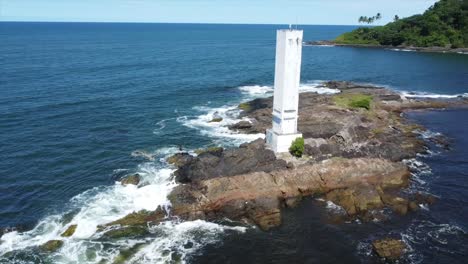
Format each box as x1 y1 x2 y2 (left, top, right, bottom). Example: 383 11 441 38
0 150 179 262
179 104 264 147
130 220 247 263
325 201 346 214
238 81 340 98
401 91 467 99
390 48 415 52
238 85 273 97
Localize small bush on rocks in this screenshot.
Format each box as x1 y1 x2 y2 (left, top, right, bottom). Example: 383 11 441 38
289 137 305 157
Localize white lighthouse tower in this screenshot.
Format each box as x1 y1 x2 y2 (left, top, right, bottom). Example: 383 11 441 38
266 29 303 153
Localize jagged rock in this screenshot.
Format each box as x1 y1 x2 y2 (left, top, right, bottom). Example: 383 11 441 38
379 191 410 215
120 174 140 186
166 158 410 230
229 120 253 130
194 146 223 157
229 81 466 164
102 226 148 239
174 138 288 183
414 192 437 205
372 238 406 260
100 209 165 230
40 240 63 252
167 152 194 167
61 224 77 237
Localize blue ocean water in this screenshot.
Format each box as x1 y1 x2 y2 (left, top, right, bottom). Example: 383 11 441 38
0 22 467 263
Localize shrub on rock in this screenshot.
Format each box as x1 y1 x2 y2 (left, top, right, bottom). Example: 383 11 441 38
289 137 305 157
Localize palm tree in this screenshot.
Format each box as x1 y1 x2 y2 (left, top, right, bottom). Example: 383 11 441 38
376 13 382 20
394 15 400 21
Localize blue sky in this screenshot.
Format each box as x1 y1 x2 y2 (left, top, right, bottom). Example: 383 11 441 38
1 0 438 25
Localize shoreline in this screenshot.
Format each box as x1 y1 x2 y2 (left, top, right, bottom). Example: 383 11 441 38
2 81 467 262
305 40 468 54
97 82 467 252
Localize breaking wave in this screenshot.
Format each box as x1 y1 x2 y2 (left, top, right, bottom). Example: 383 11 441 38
401 91 468 99
238 81 340 98
0 145 246 263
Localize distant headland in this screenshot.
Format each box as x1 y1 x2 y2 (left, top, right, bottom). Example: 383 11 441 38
307 0 468 54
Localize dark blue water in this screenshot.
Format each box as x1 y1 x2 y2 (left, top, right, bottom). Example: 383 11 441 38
0 22 467 263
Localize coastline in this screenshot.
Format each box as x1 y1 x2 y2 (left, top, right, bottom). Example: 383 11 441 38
305 40 468 54
92 81 467 260
1 80 467 262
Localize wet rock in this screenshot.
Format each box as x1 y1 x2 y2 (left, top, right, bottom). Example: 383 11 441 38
209 117 223 123
166 152 194 167
408 201 419 211
247 197 281 231
102 226 148 239
174 138 288 183
379 192 409 215
120 174 140 186
284 196 302 208
112 243 146 264
229 120 252 129
414 192 437 205
194 146 224 157
101 209 165 229
372 238 406 260
61 224 77 237
40 240 63 252
165 158 410 230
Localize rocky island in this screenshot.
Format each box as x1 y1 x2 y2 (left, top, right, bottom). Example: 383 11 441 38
66 81 466 261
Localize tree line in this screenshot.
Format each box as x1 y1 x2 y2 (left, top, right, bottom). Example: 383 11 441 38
337 0 468 48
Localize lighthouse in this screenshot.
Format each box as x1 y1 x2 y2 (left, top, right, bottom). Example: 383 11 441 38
266 29 303 153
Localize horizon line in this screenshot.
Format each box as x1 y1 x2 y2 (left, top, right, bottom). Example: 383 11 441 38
0 20 370 27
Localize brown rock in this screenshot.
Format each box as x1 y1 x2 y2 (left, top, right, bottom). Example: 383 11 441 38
120 174 140 186
168 158 410 230
372 238 406 260
167 152 194 167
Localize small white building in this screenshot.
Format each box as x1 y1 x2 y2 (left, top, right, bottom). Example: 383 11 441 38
266 29 303 153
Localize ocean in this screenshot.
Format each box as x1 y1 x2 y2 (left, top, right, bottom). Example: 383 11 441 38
0 22 467 263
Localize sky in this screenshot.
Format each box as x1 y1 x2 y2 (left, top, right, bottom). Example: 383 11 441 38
0 0 438 25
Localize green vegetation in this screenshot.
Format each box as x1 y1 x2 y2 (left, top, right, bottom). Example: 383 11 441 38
103 226 148 239
358 13 382 24
40 240 64 252
61 224 77 237
289 137 305 158
333 94 373 110
195 146 223 156
336 0 468 48
238 102 252 111
209 117 223 123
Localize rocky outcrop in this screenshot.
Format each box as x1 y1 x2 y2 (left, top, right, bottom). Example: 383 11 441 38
60 224 77 237
40 240 63 252
173 139 288 183
120 174 140 186
228 81 467 163
136 158 409 231
101 81 465 238
372 238 407 260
